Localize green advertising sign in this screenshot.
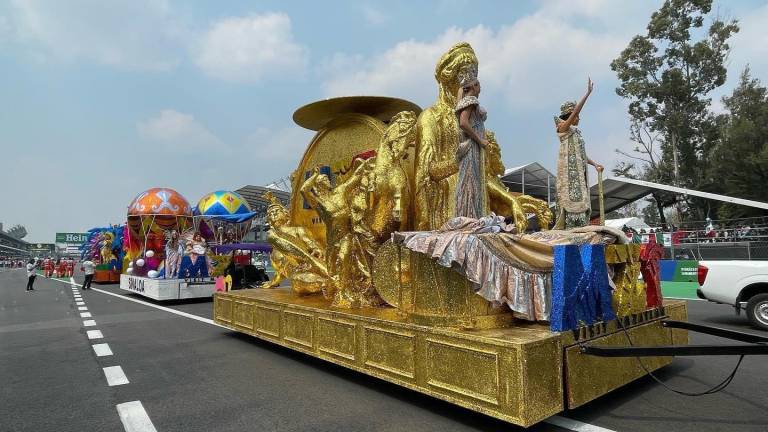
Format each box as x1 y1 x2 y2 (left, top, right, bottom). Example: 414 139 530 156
55 232 88 244
672 260 699 282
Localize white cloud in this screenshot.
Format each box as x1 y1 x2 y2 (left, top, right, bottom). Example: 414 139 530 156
6 0 184 71
137 110 224 152
194 13 308 83
319 3 667 174
320 13 630 110
246 125 314 163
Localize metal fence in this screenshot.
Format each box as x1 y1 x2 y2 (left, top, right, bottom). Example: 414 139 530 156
665 241 768 261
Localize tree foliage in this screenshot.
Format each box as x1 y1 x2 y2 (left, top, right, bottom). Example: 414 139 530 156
610 0 739 221
707 67 768 218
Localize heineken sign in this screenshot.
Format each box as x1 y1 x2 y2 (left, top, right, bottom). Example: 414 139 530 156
56 232 88 244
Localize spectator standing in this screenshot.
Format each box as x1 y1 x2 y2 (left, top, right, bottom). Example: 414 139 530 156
25 259 38 291
81 259 95 290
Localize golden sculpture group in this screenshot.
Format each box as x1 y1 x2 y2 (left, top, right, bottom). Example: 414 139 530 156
214 42 688 427
263 42 551 309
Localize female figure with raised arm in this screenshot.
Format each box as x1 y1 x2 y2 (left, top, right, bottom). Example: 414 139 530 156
455 64 489 219
554 78 603 229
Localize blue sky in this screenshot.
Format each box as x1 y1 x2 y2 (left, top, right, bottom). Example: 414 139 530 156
1 0 766 242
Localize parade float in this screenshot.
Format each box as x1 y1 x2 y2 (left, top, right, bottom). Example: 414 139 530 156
212 43 766 427
79 225 125 283
120 187 213 300
192 190 269 288
121 188 270 300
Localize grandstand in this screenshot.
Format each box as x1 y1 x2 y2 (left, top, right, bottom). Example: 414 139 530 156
0 223 31 260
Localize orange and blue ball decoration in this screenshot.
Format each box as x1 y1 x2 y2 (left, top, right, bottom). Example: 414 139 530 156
127 187 193 236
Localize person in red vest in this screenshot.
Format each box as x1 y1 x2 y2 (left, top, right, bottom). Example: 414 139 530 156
64 258 73 277
43 257 53 278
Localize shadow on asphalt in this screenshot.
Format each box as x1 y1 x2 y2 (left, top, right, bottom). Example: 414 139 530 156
226 329 768 430
222 332 547 431
566 356 768 428
112 291 214 307
694 315 766 334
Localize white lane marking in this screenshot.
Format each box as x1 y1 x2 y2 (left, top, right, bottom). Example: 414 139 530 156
74 296 82 299
92 343 113 357
83 320 97 327
84 283 224 328
80 312 92 318
544 415 617 432
116 401 158 432
87 330 103 339
78 306 88 311
61 276 223 328
103 366 129 386
76 302 85 306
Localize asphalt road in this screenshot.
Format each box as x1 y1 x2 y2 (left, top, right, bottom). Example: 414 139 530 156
1 269 766 432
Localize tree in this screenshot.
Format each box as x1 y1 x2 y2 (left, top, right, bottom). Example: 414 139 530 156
708 67 768 218
611 0 738 220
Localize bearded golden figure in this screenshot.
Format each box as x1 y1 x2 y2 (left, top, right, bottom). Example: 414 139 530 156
413 42 478 230
484 131 553 232
369 110 417 242
261 192 328 294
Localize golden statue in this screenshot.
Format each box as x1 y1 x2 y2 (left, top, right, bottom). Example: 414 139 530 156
369 110 417 242
300 160 381 307
261 191 329 294
414 42 550 232
413 42 476 230
100 232 116 264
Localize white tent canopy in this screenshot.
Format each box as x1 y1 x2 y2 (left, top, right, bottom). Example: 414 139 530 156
589 176 768 219
604 217 650 231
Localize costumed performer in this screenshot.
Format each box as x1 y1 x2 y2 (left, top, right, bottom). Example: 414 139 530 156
164 230 183 279
554 77 603 229
179 231 210 279
455 64 489 219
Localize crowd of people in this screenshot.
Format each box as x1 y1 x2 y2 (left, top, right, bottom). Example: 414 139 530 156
618 217 768 245
0 258 27 268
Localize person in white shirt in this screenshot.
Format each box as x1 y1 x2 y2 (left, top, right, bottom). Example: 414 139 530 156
81 259 96 290
25 259 38 291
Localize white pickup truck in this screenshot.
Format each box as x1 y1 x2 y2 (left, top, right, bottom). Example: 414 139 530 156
698 260 768 330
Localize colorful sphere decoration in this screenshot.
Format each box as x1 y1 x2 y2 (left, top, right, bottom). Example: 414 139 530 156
195 190 252 218
127 188 192 235
128 187 192 217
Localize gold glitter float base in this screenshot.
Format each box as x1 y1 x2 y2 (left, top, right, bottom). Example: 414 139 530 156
214 288 687 427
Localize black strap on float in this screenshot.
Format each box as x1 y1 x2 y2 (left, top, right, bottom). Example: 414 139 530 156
578 319 768 396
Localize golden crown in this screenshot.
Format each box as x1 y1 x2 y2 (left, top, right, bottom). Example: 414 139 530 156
263 191 285 213
457 64 478 88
